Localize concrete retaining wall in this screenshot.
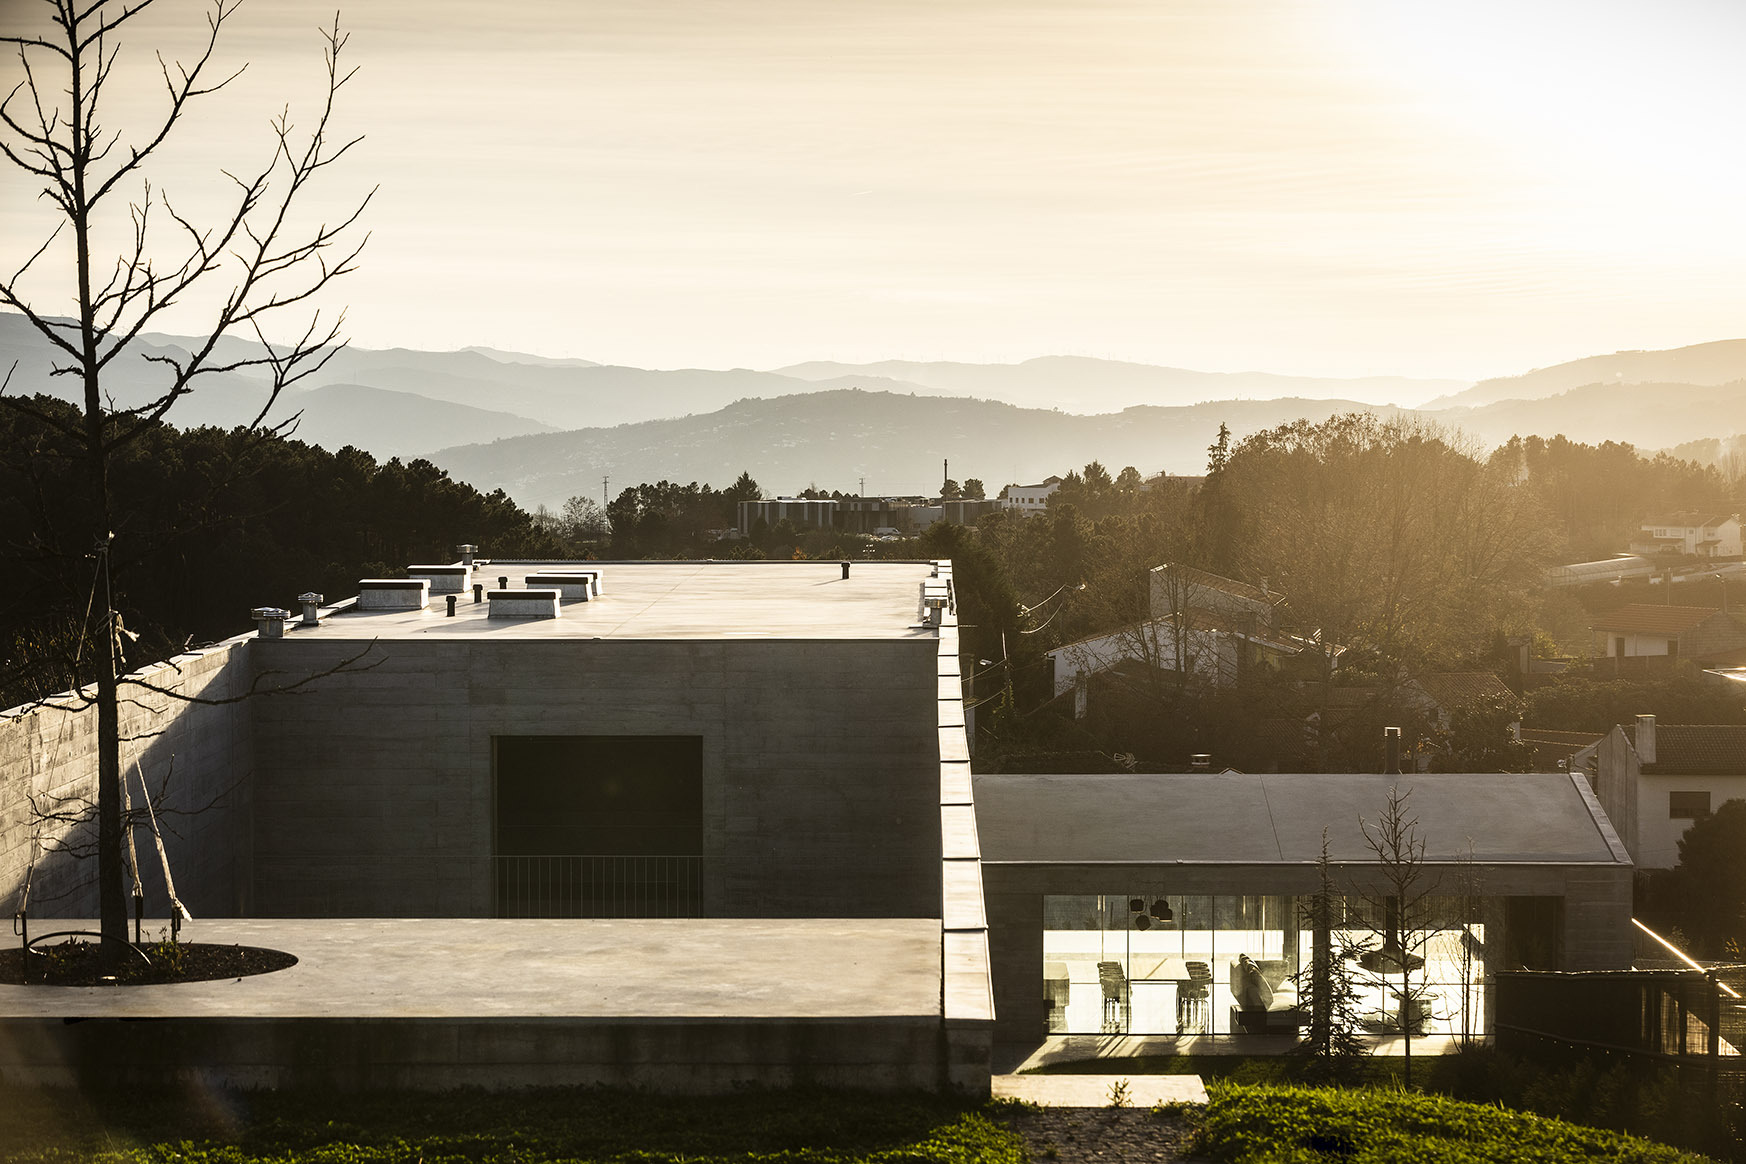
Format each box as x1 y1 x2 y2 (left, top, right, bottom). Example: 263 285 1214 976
0 1015 948 1092
0 641 255 921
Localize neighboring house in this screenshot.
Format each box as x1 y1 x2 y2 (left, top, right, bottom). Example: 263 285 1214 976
1402 672 1521 731
999 477 1062 515
1588 603 1746 666
1588 715 1746 868
1628 512 1743 558
1046 565 1304 714
1149 563 1286 634
1047 609 1303 710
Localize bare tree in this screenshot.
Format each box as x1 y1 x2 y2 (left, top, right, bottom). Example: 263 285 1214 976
1358 782 1439 1087
1 0 370 957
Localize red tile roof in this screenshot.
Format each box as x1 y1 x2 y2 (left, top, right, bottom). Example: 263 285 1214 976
1413 672 1519 711
1644 725 1746 775
1589 604 1721 635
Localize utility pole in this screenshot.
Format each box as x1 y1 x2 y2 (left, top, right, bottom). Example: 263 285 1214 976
602 475 610 507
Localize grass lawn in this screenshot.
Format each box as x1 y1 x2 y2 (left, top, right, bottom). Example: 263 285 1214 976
1195 1083 1716 1163
0 1080 1718 1163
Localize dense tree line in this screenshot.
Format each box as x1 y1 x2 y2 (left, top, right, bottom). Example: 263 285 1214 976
0 396 563 709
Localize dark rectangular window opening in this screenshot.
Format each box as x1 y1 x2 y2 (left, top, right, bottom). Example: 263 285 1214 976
1670 791 1711 820
493 735 703 918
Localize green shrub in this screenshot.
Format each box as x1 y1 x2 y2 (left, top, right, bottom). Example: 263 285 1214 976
1193 1082 1710 1163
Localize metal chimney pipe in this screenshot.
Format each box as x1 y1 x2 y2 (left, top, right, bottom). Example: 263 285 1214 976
1384 726 1402 775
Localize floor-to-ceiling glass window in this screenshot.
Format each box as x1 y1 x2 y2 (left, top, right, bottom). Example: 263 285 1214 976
1042 890 1487 1040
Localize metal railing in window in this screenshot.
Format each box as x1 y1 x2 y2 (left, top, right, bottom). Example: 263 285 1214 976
492 855 703 918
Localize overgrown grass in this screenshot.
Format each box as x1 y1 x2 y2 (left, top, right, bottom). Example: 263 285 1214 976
0 1086 1027 1164
1035 1046 1733 1154
1195 1083 1715 1163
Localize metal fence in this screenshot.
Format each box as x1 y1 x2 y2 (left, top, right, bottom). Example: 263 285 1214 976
492 855 703 918
1495 969 1746 1151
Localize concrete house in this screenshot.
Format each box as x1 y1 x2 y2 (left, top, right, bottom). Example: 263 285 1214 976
1 558 1636 1088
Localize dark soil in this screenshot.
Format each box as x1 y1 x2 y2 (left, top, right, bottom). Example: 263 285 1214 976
996 1104 1210 1164
0 939 296 986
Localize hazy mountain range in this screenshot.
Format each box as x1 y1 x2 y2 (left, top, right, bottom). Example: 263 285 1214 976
4 310 1744 507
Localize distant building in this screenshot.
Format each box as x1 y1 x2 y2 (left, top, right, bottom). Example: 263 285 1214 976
736 497 837 536
939 498 1001 525
999 477 1062 515
1628 513 1742 559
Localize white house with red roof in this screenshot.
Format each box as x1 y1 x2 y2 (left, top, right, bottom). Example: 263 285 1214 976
1589 603 1746 665
1628 512 1742 558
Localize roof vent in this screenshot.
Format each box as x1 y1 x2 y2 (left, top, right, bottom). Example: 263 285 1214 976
488 588 562 619
456 544 478 567
358 579 430 611
251 607 290 639
1189 754 1212 772
524 570 601 600
408 564 471 594
296 592 324 626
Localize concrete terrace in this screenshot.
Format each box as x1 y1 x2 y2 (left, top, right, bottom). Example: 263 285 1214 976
312 560 940 640
0 918 941 1020
0 918 955 1090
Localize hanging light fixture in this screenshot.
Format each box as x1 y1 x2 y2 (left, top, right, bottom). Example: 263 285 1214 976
1151 898 1175 923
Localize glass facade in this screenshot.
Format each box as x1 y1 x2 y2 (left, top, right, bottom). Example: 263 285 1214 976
1043 892 1487 1038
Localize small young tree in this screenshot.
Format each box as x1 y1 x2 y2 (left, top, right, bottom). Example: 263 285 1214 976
1 0 370 957
1359 783 1439 1087
1294 828 1371 1083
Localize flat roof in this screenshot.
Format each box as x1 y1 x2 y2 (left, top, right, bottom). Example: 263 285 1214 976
973 772 1629 866
294 560 941 641
0 918 942 1019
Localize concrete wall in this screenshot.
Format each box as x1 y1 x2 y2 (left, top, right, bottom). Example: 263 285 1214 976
1593 726 1641 864
248 637 941 919
0 641 255 922
0 1015 950 1092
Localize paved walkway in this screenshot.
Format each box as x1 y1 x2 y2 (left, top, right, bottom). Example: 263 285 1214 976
992 1072 1207 1106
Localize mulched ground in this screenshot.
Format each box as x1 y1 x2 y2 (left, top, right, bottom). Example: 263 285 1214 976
996 1104 1210 1164
0 940 296 986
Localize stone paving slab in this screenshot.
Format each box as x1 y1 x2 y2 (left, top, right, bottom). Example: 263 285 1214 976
0 918 942 1020
992 1073 1208 1107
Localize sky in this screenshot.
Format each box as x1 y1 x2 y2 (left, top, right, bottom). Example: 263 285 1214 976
3 0 1745 382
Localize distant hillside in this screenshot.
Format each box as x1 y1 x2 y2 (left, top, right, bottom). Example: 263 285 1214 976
283 383 556 460
1436 380 1746 450
1431 339 1746 408
774 355 1462 412
427 389 1400 508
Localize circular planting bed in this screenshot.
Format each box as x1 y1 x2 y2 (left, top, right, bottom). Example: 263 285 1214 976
0 939 296 986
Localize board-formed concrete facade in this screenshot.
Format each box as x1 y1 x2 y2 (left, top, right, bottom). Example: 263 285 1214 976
248 637 941 918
